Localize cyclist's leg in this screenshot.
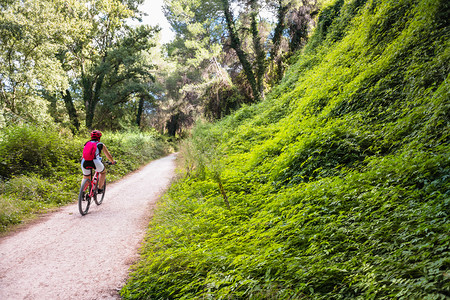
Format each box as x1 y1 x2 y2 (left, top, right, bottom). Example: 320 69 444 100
79 160 93 215
81 159 91 182
93 159 106 189
98 170 107 189
79 177 92 215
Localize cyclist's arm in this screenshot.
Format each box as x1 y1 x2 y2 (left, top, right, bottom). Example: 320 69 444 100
102 145 116 164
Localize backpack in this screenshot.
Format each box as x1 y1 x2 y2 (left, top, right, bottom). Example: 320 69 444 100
82 141 98 161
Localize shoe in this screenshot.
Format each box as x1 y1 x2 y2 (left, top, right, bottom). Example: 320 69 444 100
97 188 103 194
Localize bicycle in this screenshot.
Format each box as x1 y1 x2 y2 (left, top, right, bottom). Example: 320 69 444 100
78 161 114 216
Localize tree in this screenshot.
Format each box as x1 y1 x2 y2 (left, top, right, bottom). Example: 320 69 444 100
0 0 89 126
94 25 158 129
58 0 158 130
163 0 317 107
158 0 245 132
220 0 262 101
77 0 134 129
267 0 319 83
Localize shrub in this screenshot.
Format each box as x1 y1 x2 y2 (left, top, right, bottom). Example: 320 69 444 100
0 125 65 179
0 195 22 231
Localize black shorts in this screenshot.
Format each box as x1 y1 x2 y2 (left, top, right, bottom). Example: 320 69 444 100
81 158 105 176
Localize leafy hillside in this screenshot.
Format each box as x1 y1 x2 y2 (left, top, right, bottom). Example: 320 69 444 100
121 0 449 298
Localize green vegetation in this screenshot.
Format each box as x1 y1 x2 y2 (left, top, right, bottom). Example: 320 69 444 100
0 125 172 233
156 0 319 133
0 0 161 132
121 0 449 298
0 0 175 232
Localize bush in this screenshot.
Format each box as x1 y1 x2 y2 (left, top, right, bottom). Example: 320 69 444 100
0 125 66 179
0 195 22 231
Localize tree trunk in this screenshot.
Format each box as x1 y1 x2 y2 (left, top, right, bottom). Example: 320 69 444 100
83 71 106 129
60 89 80 133
136 95 144 127
166 112 180 136
270 0 289 84
82 76 95 129
271 0 287 59
83 54 108 129
289 8 309 53
217 178 231 210
220 0 261 102
250 0 266 100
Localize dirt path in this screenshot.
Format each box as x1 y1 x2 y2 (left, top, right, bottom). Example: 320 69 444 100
0 154 177 300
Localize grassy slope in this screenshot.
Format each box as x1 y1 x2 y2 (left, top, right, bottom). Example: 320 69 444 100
122 0 449 298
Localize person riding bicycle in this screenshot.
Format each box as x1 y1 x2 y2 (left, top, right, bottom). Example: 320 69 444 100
81 130 116 194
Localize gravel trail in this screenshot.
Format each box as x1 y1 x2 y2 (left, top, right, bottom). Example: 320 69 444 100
0 154 177 300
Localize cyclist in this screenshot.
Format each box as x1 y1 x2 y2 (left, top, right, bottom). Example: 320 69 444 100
81 130 116 194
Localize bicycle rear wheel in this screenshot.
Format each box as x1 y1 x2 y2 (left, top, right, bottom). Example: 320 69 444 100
95 178 106 205
78 178 92 215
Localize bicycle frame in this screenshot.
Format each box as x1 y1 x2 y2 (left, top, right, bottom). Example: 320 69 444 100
84 168 100 197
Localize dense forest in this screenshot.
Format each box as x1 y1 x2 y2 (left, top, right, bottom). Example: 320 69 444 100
0 0 163 131
0 0 319 134
1 0 449 298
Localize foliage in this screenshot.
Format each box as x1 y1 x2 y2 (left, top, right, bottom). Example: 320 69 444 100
0 0 161 132
154 0 229 135
0 0 89 125
0 125 77 179
59 1 159 130
121 0 450 298
155 0 318 135
0 125 172 233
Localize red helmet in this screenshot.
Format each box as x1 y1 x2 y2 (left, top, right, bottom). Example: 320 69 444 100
90 130 102 140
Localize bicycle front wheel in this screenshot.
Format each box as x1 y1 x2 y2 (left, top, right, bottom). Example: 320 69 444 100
95 178 106 205
78 178 91 215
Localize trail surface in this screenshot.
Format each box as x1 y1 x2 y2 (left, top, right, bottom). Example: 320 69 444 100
0 154 177 300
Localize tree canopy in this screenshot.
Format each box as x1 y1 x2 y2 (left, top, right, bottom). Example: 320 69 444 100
0 0 160 131
1 0 318 134
155 0 318 134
